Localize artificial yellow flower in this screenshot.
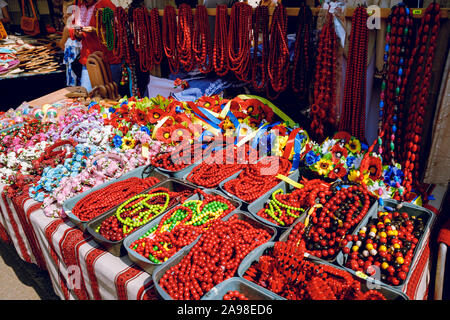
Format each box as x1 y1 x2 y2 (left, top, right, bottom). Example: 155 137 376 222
122 136 136 150
315 159 333 176
348 170 370 185
273 135 289 157
345 137 362 154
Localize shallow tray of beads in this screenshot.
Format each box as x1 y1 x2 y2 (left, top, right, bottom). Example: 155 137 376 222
335 199 435 292
153 143 217 179
123 189 243 275
219 168 299 211
276 185 378 264
152 211 276 300
85 178 198 256
63 165 170 231
201 277 282 300
246 170 303 237
237 242 409 300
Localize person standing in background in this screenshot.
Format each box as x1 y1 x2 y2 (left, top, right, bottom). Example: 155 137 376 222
68 0 121 92
0 0 11 26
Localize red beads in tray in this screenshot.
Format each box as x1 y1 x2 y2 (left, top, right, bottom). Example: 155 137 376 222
72 176 161 222
286 182 374 260
256 179 331 227
223 291 249 300
243 242 386 300
344 209 426 286
223 156 292 203
158 215 272 300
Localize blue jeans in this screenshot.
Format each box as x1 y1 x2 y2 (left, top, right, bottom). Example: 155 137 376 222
80 63 122 92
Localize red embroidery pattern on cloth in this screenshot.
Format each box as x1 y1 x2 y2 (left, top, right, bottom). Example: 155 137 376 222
1 192 31 262
406 238 430 300
44 219 70 299
59 228 91 300
0 220 10 243
85 247 107 300
115 265 143 300
11 195 46 269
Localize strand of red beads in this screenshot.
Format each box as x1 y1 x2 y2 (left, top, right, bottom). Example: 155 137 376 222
132 6 153 72
227 2 252 82
310 12 337 142
213 4 229 77
401 2 440 199
186 147 244 188
250 5 269 92
243 241 386 300
162 5 179 74
291 2 314 106
149 8 163 65
158 215 271 300
223 291 249 300
287 184 373 260
266 3 290 100
176 3 195 72
223 156 292 203
96 187 193 241
193 4 213 74
72 176 161 222
339 6 368 141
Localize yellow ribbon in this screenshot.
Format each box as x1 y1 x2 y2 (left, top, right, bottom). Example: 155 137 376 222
276 174 304 189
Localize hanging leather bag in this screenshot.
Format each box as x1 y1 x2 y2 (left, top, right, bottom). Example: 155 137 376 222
20 0 40 36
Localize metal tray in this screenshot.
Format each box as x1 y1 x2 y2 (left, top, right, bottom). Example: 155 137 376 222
152 211 277 300
219 168 299 211
237 242 409 300
201 277 282 300
247 171 304 238
85 178 198 257
123 189 242 275
63 165 169 231
276 196 378 264
335 198 436 292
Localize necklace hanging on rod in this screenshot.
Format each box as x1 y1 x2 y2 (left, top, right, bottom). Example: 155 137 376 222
309 12 337 143
250 5 269 92
213 4 229 77
291 1 314 107
339 5 369 142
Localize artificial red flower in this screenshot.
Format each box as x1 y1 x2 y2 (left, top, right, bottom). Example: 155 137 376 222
155 126 173 144
333 131 352 144
327 163 347 180
171 124 191 142
233 111 249 122
132 108 148 126
146 108 168 124
361 155 383 180
331 144 348 163
271 124 288 136
197 96 220 113
240 99 262 116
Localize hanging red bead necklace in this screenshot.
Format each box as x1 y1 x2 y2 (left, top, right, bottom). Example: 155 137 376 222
267 4 290 99
309 12 337 142
291 2 314 106
377 4 413 166
114 6 132 65
250 5 269 91
213 4 229 77
339 6 369 141
149 8 163 65
132 6 153 72
227 2 252 82
176 3 195 72
162 5 179 74
401 2 440 198
193 4 213 74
